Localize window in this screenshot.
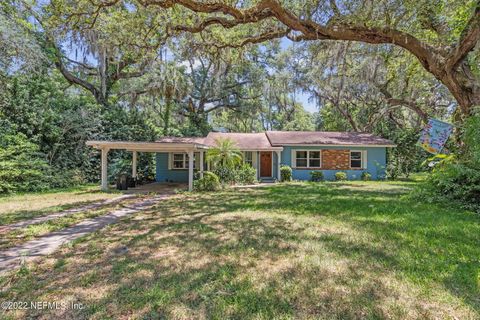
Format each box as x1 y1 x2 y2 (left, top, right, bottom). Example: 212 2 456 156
295 150 321 168
244 152 253 167
172 153 186 169
350 151 362 168
309 151 321 168
171 153 200 170
295 151 308 167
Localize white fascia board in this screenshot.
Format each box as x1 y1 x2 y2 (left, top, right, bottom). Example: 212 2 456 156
86 141 209 151
235 147 284 151
273 144 396 148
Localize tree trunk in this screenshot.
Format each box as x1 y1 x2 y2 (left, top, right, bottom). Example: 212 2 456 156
441 64 480 118
163 99 172 136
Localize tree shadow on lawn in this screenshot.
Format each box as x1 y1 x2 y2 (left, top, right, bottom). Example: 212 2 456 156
1 183 478 319
178 183 480 312
240 184 480 304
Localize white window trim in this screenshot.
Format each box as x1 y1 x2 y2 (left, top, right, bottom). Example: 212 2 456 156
293 150 322 169
169 152 199 170
349 150 364 169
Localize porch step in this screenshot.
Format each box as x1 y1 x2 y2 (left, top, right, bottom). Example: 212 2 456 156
259 178 276 183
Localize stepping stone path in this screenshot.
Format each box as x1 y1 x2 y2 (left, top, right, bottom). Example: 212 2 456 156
0 193 170 275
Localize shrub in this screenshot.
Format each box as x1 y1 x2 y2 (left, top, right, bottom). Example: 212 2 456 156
194 171 221 191
213 166 238 184
361 171 372 181
0 133 51 193
310 171 324 182
413 112 480 213
237 164 257 185
280 165 292 182
415 161 480 213
49 169 86 189
335 172 347 181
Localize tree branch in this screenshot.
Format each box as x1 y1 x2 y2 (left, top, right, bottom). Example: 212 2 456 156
377 85 428 123
445 1 480 70
144 0 441 72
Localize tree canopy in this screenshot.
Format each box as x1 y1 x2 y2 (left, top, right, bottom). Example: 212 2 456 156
25 0 478 116
0 0 479 192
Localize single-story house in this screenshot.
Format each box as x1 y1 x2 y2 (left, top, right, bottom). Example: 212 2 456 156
86 131 396 191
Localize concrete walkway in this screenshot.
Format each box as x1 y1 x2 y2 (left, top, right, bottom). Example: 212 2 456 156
0 195 136 233
0 194 170 275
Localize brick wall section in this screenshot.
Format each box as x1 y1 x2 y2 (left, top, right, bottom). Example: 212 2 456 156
321 149 350 170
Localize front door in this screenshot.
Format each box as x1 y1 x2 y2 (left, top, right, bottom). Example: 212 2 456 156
260 152 272 177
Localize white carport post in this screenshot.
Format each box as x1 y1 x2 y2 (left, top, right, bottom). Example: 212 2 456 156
188 150 194 191
276 150 281 181
101 148 109 191
199 151 204 178
132 151 137 179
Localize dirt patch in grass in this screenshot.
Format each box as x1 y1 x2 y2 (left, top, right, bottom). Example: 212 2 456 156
0 183 478 319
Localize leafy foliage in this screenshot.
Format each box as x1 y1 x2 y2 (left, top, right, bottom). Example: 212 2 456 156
415 112 480 212
212 164 256 185
361 172 372 181
0 133 50 193
386 129 428 179
193 171 221 192
418 161 480 213
335 172 348 181
280 165 293 182
236 164 257 185
310 171 324 182
206 138 242 168
212 166 238 185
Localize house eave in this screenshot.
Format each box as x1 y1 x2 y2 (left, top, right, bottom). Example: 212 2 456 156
86 140 210 151
270 144 397 148
235 147 284 151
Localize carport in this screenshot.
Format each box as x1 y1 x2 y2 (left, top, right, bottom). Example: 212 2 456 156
86 140 209 191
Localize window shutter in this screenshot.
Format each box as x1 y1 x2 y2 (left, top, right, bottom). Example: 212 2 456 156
291 149 296 167
363 150 368 169
168 153 172 170
252 151 257 169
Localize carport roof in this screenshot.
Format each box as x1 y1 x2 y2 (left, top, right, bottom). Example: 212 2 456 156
86 140 209 152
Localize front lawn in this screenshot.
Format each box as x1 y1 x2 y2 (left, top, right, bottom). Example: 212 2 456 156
1 181 479 319
0 185 120 226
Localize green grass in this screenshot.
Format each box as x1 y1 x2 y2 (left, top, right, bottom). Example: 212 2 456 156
0 203 130 250
0 181 479 319
0 185 120 226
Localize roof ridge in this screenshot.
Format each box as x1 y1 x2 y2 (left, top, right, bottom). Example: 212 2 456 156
264 131 274 147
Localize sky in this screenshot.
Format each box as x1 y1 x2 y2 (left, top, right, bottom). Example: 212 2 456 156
297 92 318 113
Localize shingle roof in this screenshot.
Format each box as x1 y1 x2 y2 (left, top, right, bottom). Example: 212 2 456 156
154 131 395 149
204 132 276 150
265 131 396 147
155 136 206 145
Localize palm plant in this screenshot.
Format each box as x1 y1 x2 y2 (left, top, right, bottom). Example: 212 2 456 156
206 138 242 168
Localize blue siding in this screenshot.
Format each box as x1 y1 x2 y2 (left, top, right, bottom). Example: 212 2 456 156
156 147 386 182
281 146 386 181
155 153 189 183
